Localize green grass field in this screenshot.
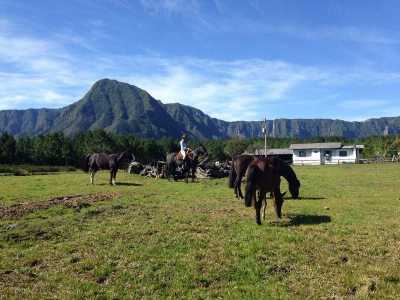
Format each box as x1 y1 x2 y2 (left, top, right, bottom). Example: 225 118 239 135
0 164 399 299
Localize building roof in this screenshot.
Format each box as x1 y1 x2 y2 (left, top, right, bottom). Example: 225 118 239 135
290 142 342 150
342 145 364 149
255 148 293 155
290 143 365 150
267 148 293 155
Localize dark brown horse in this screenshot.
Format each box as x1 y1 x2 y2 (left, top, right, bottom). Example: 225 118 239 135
165 145 208 183
244 158 285 225
229 154 300 199
82 151 135 185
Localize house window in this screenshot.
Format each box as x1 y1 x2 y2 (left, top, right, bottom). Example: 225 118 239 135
339 150 347 157
298 150 306 157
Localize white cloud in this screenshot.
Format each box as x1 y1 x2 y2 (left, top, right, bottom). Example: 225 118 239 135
140 0 200 16
274 25 399 45
339 99 390 109
121 58 320 120
1 17 400 121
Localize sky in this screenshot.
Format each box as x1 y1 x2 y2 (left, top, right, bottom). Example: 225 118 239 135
1 0 400 121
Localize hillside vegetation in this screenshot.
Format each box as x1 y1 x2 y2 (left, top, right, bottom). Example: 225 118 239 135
1 79 400 139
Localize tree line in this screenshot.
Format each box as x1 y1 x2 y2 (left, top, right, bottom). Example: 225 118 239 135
0 129 399 166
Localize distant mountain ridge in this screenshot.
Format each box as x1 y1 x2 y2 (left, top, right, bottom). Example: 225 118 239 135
1 79 399 139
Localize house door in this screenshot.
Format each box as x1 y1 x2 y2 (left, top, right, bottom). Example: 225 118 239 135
322 150 332 164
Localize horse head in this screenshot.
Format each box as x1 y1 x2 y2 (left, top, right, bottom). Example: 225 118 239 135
193 144 208 161
289 179 300 199
118 151 135 163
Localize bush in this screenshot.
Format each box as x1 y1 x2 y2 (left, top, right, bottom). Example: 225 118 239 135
14 169 30 176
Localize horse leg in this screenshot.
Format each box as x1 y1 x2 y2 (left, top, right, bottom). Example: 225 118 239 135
277 193 284 219
234 178 240 198
237 170 246 199
167 164 172 181
259 191 267 221
109 170 113 185
90 170 95 185
234 172 244 198
272 189 283 219
255 195 263 225
182 161 188 183
191 167 195 182
112 169 117 185
173 166 177 181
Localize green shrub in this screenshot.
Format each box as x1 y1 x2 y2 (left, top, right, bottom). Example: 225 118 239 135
14 169 30 176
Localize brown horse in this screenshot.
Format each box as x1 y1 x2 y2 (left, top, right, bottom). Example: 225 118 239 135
82 151 134 185
165 145 208 183
229 154 300 199
244 158 286 225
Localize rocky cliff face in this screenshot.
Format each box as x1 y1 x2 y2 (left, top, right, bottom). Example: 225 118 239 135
1 79 399 139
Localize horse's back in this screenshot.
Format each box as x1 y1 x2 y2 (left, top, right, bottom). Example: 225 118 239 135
250 159 280 188
89 153 112 170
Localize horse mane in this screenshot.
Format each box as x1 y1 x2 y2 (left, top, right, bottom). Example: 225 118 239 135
269 157 299 185
81 154 91 172
116 151 128 161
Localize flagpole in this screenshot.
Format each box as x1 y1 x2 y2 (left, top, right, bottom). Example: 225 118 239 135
264 117 267 157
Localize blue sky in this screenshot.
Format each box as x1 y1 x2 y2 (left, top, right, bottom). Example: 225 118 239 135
1 0 400 121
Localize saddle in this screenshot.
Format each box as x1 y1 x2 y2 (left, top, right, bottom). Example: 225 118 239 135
176 149 193 161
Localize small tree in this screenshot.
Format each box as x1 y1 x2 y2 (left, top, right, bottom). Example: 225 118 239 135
0 132 16 163
224 138 249 157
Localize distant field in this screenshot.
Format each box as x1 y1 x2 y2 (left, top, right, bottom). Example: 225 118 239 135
0 164 399 299
0 164 77 176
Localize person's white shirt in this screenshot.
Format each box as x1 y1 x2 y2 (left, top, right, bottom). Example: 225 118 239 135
180 139 187 159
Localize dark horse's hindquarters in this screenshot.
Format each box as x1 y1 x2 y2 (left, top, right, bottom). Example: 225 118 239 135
83 151 134 185
244 158 285 225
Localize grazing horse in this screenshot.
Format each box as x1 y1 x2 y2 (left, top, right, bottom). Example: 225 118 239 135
166 145 208 183
244 158 285 225
229 154 300 199
82 151 135 185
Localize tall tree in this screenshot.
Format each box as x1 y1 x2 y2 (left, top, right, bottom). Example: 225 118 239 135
0 132 16 163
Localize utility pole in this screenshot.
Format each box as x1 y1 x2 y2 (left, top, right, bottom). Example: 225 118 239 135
272 118 275 138
262 117 267 157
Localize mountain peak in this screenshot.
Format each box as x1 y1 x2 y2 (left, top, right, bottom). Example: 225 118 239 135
86 79 147 100
91 78 130 89
1 79 400 138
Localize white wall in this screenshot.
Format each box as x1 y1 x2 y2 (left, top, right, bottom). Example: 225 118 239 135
325 148 357 164
293 149 321 165
293 147 359 165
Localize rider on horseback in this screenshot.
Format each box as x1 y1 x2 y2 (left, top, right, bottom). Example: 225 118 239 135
179 134 190 161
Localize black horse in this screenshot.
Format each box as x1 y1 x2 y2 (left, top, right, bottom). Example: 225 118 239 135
82 151 135 185
245 158 286 225
165 145 208 183
229 154 300 199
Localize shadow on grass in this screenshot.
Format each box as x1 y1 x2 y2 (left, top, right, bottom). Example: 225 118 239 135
288 214 331 226
271 214 331 227
96 182 143 186
297 196 326 200
116 182 143 186
266 196 326 201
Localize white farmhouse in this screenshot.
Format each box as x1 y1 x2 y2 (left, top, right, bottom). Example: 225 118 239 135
290 142 364 165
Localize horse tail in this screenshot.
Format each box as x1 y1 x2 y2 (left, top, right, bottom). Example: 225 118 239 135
228 162 236 188
81 154 91 172
244 164 258 207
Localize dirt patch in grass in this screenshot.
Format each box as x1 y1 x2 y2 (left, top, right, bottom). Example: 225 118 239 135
0 192 120 219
